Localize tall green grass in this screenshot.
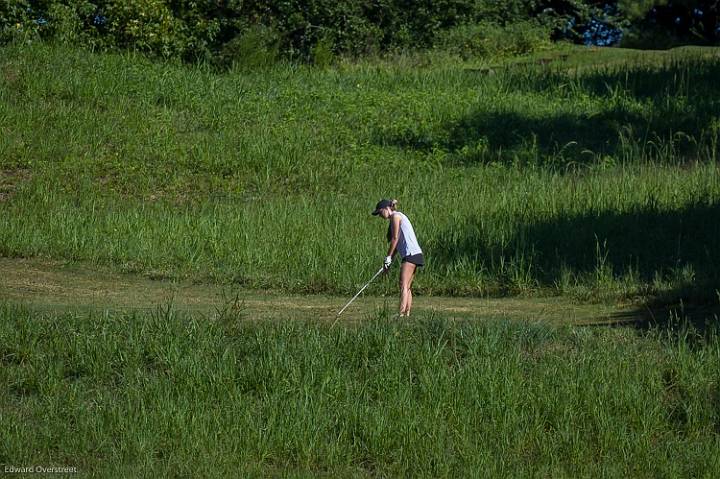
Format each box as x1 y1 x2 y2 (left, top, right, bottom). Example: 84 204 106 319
1 304 719 476
1 43 719 299
1 164 718 298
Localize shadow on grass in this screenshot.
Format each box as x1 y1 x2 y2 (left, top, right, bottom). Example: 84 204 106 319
425 200 720 328
603 294 720 335
376 57 720 166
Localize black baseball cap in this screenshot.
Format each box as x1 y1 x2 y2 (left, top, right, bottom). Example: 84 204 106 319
372 199 393 215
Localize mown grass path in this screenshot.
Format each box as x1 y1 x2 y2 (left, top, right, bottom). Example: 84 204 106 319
0 257 628 324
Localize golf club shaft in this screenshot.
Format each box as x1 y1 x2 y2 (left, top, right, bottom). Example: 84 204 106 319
336 267 384 317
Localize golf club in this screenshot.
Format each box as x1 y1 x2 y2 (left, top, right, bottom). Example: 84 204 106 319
332 267 385 326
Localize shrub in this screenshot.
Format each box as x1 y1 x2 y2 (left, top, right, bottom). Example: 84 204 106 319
215 24 279 71
311 34 335 67
44 2 93 45
99 0 188 57
0 0 38 43
434 21 553 59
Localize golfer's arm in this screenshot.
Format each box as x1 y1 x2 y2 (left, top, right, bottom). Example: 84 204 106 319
386 216 401 258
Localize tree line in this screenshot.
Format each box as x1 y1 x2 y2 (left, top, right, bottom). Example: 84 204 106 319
1 0 718 65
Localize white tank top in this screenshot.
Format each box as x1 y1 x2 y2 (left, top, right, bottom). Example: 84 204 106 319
392 212 422 258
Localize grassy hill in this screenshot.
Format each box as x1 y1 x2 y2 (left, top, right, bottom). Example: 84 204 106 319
1 43 719 301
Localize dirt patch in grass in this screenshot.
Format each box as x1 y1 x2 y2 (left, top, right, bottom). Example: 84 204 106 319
0 169 31 202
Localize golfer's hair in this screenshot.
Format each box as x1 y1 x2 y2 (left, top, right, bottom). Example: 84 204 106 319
386 199 399 242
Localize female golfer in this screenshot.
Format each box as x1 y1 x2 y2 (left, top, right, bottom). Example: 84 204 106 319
372 199 424 317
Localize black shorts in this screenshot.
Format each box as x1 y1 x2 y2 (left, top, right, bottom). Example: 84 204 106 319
401 253 424 267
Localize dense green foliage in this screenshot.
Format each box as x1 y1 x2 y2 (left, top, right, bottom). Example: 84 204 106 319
1 43 719 300
2 304 719 476
1 1 717 63
0 0 560 62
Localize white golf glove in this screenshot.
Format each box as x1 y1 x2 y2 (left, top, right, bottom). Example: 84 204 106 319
383 255 392 270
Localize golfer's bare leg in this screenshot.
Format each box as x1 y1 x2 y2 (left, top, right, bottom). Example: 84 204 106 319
398 273 406 316
399 262 416 316
406 268 416 316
